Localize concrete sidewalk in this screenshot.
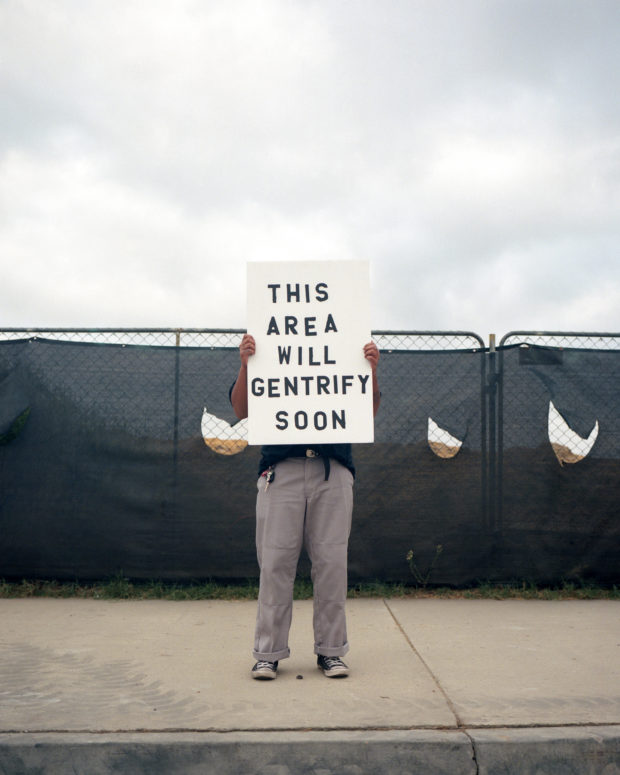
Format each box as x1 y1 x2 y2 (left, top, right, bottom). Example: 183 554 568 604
0 597 618 773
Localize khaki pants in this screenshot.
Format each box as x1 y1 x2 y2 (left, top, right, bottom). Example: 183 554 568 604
253 456 354 662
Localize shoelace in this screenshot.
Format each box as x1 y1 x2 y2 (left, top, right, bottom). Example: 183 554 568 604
255 660 275 670
322 656 345 668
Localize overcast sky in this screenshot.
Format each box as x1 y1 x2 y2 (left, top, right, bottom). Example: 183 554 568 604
1 0 618 339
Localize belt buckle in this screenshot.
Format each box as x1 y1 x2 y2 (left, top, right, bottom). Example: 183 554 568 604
306 449 318 458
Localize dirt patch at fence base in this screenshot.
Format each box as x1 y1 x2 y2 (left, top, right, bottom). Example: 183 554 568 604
551 442 585 465
428 440 461 459
202 438 248 455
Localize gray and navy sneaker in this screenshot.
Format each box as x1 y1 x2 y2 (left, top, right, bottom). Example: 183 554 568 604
251 660 278 680
317 655 349 678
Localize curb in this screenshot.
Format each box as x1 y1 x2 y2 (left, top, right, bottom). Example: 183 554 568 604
470 725 620 775
1 726 619 775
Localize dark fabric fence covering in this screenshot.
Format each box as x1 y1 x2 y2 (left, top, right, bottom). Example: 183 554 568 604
0 336 618 584
495 345 620 584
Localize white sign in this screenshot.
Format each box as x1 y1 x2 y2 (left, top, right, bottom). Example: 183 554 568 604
247 260 373 445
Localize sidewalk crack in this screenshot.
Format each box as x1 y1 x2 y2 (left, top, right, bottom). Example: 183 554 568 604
382 598 463 728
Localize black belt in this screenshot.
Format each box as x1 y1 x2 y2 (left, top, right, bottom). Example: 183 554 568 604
288 448 330 479
288 447 320 458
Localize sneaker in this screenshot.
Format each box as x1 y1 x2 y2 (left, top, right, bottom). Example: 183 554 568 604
251 660 278 680
317 654 349 678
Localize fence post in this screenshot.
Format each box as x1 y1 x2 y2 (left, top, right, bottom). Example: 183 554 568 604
172 329 182 521
479 336 488 531
487 334 498 531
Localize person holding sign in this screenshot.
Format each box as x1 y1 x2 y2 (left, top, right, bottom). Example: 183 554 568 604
230 333 380 679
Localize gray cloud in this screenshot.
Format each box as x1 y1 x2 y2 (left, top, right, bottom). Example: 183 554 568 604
1 0 619 337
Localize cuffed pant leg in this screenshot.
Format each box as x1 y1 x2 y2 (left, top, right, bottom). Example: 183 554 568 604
304 460 354 657
253 460 305 662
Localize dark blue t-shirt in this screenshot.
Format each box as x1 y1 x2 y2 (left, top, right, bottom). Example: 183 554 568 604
229 380 355 478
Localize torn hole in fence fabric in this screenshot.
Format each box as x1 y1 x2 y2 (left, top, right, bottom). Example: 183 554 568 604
518 346 612 441
201 407 248 455
427 416 463 458
548 400 599 466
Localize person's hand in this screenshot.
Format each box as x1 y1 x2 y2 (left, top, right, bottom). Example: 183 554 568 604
363 341 380 372
239 334 256 367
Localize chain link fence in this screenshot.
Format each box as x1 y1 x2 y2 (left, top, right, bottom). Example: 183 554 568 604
1 328 484 348
500 331 620 350
0 328 245 348
1 328 618 582
374 330 484 351
497 331 620 464
0 328 488 582
489 332 620 582
0 329 486 448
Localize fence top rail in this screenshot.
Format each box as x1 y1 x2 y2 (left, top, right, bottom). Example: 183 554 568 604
499 331 620 350
4 329 619 350
0 327 247 334
0 328 486 350
373 330 485 351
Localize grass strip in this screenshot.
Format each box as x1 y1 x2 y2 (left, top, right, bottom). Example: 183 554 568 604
0 576 617 601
